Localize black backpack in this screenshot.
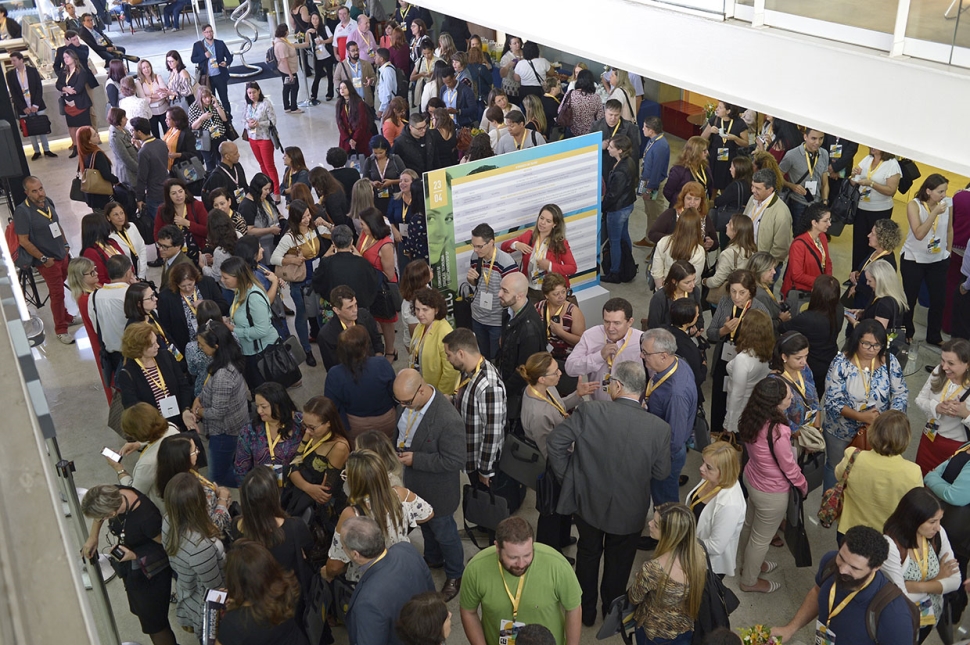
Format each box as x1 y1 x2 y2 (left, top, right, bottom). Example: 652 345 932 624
601 238 638 283
265 45 278 71
819 559 919 644
389 64 409 101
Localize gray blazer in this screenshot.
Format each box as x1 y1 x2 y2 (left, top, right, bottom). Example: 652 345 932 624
109 125 139 186
402 389 466 516
547 398 671 535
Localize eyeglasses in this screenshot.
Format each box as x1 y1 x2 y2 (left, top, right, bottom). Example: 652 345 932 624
640 349 666 357
472 242 490 250
543 368 560 378
84 270 99 277
190 448 199 456
157 243 175 250
859 341 883 351
142 294 157 302
394 385 422 407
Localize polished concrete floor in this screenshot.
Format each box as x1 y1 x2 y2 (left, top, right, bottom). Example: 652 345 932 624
18 15 964 645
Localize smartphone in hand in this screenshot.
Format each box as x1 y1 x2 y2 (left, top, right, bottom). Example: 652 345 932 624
102 447 122 462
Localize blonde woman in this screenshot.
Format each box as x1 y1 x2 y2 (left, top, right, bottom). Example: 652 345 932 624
522 94 547 139
135 59 170 137
847 259 908 332
652 208 706 286
686 441 746 577
705 214 757 303
606 68 636 123
664 136 712 203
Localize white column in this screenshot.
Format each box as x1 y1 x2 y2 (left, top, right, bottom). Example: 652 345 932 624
892 0 911 57
752 0 766 27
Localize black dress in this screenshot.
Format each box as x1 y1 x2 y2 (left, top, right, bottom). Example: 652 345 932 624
218 608 309 645
55 67 92 127
706 115 749 192
108 488 172 634
280 442 348 564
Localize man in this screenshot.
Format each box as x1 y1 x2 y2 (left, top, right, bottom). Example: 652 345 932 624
391 113 438 177
466 223 518 360
772 525 918 645
393 0 433 34
495 111 545 155
444 328 506 491
590 99 640 174
633 116 669 247
14 177 77 344
191 25 234 116
744 168 793 276
565 298 643 402
348 14 378 65
89 255 136 370
497 272 545 421
438 66 477 128
61 2 82 33
460 517 582 645
201 141 248 210
157 226 193 290
516 625 557 645
374 48 397 119
78 13 126 62
637 328 697 550
327 147 361 197
779 127 829 223
547 361 671 626
393 369 467 600
131 117 169 220
163 0 191 31
7 52 56 160
332 6 357 61
341 516 435 645
333 41 376 106
311 225 378 309
317 285 383 370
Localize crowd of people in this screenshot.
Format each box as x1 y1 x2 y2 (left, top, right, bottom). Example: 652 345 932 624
13 2 970 645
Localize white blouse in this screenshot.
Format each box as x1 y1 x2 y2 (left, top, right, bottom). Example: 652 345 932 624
724 351 770 433
902 198 951 264
883 528 962 626
852 156 901 212
914 368 970 442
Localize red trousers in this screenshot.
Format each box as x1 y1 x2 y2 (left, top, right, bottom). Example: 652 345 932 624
248 138 279 195
38 256 71 334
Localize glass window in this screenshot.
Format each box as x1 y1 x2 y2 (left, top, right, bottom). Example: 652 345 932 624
906 1 970 47
765 0 898 34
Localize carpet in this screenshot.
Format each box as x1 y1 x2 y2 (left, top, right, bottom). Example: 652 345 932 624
226 62 279 86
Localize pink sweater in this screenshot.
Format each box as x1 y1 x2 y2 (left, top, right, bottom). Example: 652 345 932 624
743 422 807 495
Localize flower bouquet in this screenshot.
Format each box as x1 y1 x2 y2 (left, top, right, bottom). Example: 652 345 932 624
739 625 783 645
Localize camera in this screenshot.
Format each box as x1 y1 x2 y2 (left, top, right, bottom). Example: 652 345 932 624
779 302 791 313
110 545 125 560
550 315 561 324
601 373 611 391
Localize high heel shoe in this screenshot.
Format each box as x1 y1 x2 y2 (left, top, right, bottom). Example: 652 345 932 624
68 146 78 159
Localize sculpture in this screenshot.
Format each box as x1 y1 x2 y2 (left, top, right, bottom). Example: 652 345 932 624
229 0 262 78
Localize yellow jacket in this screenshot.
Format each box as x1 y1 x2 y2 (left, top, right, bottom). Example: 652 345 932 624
411 319 460 395
835 449 923 534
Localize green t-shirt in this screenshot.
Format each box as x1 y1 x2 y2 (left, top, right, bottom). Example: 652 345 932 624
459 542 582 645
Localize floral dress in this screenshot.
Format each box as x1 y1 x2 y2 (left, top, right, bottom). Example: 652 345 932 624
772 365 819 429
822 352 908 441
233 413 305 482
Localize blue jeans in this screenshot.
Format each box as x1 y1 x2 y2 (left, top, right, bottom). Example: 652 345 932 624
472 319 502 360
419 514 465 580
606 204 635 274
636 628 693 645
651 442 687 506
207 434 238 488
289 280 311 353
163 0 189 28
823 431 852 492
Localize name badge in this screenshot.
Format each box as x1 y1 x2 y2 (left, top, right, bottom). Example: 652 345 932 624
158 395 179 419
399 223 408 237
861 188 872 202
816 620 835 645
928 238 943 253
272 463 284 487
377 188 390 199
233 187 245 203
918 597 935 626
546 343 554 352
498 619 526 645
804 180 818 194
49 221 63 238
924 421 939 441
352 76 363 89
478 292 493 310
721 341 738 363
830 144 842 159
717 147 729 162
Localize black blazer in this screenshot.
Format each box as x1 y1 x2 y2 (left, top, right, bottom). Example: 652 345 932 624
53 43 99 88
78 26 115 61
190 38 234 76
55 65 93 110
116 350 193 429
317 308 383 371
311 252 379 310
173 129 199 163
6 65 46 114
156 276 230 353
2 16 22 39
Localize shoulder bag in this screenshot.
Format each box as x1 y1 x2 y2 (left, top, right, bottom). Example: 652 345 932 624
245 291 302 387
462 484 509 549
818 447 860 528
172 155 206 185
711 181 743 234
20 114 52 137
556 90 574 128
80 151 114 195
498 432 545 489
274 234 308 283
766 426 812 567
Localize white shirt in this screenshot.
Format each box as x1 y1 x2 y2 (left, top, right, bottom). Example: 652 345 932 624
88 282 130 353
902 198 952 264
687 480 746 576
513 57 551 87
915 368 970 442
853 156 902 212
333 21 357 58
724 351 770 433
396 388 436 449
312 25 334 61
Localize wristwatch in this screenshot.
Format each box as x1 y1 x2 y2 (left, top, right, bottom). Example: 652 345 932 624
39 255 48 264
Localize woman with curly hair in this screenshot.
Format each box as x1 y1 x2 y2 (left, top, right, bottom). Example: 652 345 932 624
652 208 706 286
724 309 774 435
846 218 902 309
647 181 717 251
737 377 806 594
460 132 494 164
500 203 578 299
664 136 713 204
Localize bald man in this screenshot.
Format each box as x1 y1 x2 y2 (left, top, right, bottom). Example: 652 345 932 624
392 369 467 600
496 272 545 423
202 140 249 209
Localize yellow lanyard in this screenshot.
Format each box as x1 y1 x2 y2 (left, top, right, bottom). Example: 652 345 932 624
804 149 819 177
116 228 136 256
690 164 707 187
826 571 875 626
399 408 420 449
298 230 320 259
785 369 806 400
860 249 890 273
402 201 410 222
812 236 826 268
531 237 549 279
135 358 168 394
545 303 565 337
193 470 217 493
689 482 721 511
457 357 485 391
853 356 875 406
230 292 243 318
36 204 54 220
498 557 527 621
924 201 943 239
730 302 751 341
182 289 201 316
410 321 434 368
147 316 170 346
610 120 621 138
750 196 771 227
98 242 120 257
482 247 498 288
265 424 282 460
529 386 567 418
718 118 733 140
644 358 679 402
912 535 930 581
607 329 633 369
301 432 333 458
514 132 527 151
865 159 883 184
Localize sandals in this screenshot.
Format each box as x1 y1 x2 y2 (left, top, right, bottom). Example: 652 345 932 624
740 580 781 594
770 535 785 548
761 561 778 574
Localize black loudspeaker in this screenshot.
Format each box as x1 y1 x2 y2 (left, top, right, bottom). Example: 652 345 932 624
0 121 26 179
0 69 30 204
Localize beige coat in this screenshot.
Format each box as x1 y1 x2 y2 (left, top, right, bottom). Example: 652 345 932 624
744 193 792 264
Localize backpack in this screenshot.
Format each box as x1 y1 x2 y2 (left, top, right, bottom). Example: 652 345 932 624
600 238 638 283
389 64 408 101
819 558 919 644
265 45 278 71
4 219 29 268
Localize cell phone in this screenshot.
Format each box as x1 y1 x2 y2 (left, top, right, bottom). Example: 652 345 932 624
102 447 122 462
110 545 125 560
601 373 611 391
845 311 858 321
550 315 561 324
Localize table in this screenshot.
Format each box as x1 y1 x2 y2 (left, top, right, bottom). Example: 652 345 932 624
661 100 705 141
135 0 169 32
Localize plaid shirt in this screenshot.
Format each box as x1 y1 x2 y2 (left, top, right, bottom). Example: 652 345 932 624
198 364 251 437
454 360 507 477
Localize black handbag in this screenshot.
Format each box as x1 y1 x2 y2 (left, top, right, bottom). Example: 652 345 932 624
691 406 711 452
330 575 356 623
70 176 85 202
712 182 743 233
767 429 812 568
246 293 302 387
690 544 739 644
462 483 509 547
303 573 331 645
132 203 156 244
20 114 52 136
225 121 240 142
453 281 474 330
535 461 561 516
830 178 860 227
372 271 403 319
498 433 545 489
800 450 825 494
172 156 206 184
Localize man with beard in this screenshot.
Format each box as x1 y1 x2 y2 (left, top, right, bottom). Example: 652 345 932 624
772 525 918 645
460 517 581 645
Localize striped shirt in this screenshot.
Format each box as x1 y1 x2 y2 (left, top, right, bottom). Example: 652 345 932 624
141 362 170 405
160 522 226 633
470 248 518 327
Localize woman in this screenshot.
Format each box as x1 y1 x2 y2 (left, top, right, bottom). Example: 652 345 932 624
704 214 757 304
362 135 406 216
664 136 713 204
119 76 152 126
846 219 902 309
902 173 952 346
164 50 194 111
161 473 227 636
408 20 429 61
847 259 908 333
357 206 399 358
783 275 844 395
478 87 522 133
153 179 208 257
306 12 335 102
849 148 902 269
519 352 597 553
702 101 749 192
324 325 397 439
221 256 281 389
915 338 970 475
669 298 708 404
431 107 458 168
648 260 703 333
410 37 439 110
628 502 707 644
157 436 232 532
283 396 351 522
382 96 409 146
605 68 636 122
104 58 125 112
218 541 309 645
123 283 178 357
748 251 788 329
536 272 586 396
737 377 807 593
771 331 820 435
686 441 746 578
409 287 459 395
555 69 603 137
56 49 92 156
116 323 195 433
706 270 770 436
462 132 494 164
187 86 228 173
80 485 176 645
724 309 774 435
210 188 249 237
466 45 493 107
781 202 833 304
105 403 182 505
396 592 451 645
80 214 123 284
157 260 227 352
234 382 303 483
602 135 637 284
135 59 170 138
105 201 148 281
512 41 549 101
107 108 139 188
498 35 523 103
399 260 431 348
822 319 909 490
356 430 404 488
388 26 411 76
235 235 287 340
310 166 352 230
239 173 284 261
200 209 236 289
183 300 222 396
162 107 202 193
280 146 311 203
648 181 718 251
435 32 456 61
712 156 754 245
501 204 578 300
243 82 280 198
388 169 427 268
68 257 111 399
322 449 432 582
652 208 706 286
273 24 309 114
925 442 970 624
336 79 373 157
